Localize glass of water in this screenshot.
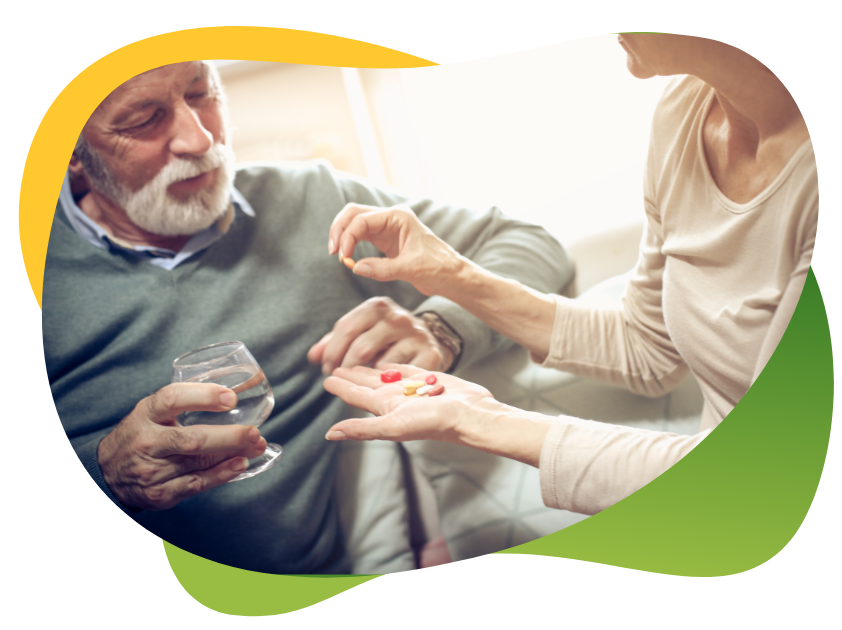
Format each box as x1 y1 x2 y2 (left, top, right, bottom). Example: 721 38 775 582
172 341 282 482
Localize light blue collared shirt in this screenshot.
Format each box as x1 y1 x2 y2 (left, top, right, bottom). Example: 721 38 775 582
58 172 255 270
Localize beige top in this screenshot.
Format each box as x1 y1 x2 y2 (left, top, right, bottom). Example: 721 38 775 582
538 75 818 514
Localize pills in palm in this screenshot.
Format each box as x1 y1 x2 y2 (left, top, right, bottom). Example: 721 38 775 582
425 374 437 385
381 369 402 383
402 381 426 396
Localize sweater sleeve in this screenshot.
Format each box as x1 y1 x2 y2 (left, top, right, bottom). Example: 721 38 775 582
539 199 689 397
337 174 573 370
539 415 711 513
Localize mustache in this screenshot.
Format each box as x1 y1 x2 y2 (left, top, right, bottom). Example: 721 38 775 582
158 144 229 190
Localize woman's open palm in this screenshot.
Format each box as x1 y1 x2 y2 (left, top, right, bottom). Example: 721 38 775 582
323 363 493 442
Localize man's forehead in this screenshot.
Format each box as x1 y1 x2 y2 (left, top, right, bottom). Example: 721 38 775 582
98 62 209 112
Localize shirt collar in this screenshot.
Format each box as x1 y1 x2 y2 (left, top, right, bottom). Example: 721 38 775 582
59 172 255 270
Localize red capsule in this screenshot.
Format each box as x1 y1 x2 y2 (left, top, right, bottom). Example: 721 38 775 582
425 374 437 385
381 369 402 383
428 384 445 396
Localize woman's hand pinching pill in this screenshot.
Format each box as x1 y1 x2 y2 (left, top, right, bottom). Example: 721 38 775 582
342 257 356 269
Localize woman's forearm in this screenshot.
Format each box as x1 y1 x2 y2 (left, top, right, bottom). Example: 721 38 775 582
454 398 554 467
439 257 558 360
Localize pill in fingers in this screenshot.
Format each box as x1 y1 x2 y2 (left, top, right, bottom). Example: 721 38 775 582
342 257 356 269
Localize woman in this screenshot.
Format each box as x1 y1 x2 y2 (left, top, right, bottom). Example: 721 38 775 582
321 34 818 515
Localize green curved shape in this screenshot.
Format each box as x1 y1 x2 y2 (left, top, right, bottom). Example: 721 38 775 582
165 269 832 611
164 542 379 615
498 267 833 576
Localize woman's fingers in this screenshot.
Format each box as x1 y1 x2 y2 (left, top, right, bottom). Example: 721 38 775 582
338 209 404 261
326 412 412 442
328 203 380 256
338 207 423 285
329 204 458 297
323 374 384 412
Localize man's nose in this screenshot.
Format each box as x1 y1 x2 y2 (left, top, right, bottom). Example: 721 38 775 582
168 102 214 157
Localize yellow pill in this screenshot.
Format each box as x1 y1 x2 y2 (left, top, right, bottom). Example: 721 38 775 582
402 381 426 395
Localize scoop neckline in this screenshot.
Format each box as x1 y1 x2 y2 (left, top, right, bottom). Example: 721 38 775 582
696 85 813 215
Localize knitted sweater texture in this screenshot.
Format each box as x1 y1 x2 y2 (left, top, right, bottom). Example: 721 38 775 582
44 160 571 573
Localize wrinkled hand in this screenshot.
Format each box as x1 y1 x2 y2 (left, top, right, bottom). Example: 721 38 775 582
327 203 465 296
99 383 268 511
322 364 493 442
307 297 454 375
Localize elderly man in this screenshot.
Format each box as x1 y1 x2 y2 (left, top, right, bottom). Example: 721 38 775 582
44 61 572 574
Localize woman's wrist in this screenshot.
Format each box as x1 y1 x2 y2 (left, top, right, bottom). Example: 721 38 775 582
436 259 557 359
438 254 489 304
453 398 554 468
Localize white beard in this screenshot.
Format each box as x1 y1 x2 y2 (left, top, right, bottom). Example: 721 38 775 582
81 141 236 237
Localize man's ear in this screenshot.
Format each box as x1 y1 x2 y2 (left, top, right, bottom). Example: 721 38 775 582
69 152 85 175
68 150 91 198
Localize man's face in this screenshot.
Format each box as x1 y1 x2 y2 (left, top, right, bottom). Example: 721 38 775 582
76 61 235 236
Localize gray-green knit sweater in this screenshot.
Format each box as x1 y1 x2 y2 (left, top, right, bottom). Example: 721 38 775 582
43 160 572 574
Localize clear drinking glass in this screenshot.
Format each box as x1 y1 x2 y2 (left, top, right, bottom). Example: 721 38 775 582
172 341 282 482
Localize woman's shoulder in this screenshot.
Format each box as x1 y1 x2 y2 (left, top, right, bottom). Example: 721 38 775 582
652 75 711 127
645 76 711 171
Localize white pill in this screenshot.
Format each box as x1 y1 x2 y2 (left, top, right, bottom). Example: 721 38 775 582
416 385 433 396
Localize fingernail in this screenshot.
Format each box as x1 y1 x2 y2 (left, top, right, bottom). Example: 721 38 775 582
220 391 237 407
247 427 261 442
354 263 371 276
325 431 346 441
338 248 344 263
232 457 248 472
322 362 334 376
328 238 335 254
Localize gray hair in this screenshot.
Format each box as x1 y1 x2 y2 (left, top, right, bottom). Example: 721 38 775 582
73 133 126 205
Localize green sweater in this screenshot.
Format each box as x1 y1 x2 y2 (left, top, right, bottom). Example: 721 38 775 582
43 160 572 574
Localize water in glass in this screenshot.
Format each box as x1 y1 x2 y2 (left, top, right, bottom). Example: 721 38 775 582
178 364 274 427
